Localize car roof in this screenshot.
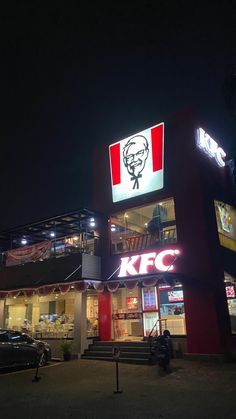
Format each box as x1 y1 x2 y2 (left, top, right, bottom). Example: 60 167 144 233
0 329 25 334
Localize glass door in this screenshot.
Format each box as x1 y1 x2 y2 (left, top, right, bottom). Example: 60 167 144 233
142 287 160 337
112 287 143 340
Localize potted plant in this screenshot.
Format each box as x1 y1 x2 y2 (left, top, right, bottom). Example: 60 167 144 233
60 339 72 361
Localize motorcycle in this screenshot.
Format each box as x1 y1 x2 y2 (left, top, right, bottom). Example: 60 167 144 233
149 331 171 373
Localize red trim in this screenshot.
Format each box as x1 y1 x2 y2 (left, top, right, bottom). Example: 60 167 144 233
110 143 121 185
151 124 163 172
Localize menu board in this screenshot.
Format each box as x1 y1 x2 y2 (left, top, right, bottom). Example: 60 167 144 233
142 287 157 311
112 312 142 320
168 290 184 302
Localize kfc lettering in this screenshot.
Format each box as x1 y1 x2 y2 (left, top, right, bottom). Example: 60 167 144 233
196 128 226 167
118 249 180 277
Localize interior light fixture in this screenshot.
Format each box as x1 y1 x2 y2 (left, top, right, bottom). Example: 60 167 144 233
89 217 96 228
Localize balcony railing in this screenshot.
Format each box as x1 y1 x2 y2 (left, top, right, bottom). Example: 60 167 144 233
112 227 177 254
0 235 101 268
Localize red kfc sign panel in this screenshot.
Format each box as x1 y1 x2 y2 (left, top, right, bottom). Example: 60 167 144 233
109 122 164 202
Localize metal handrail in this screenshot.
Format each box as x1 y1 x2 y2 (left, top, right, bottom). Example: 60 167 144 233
149 318 167 338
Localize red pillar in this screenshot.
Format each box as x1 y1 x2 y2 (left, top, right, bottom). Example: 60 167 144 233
184 284 219 353
98 290 112 341
183 280 232 354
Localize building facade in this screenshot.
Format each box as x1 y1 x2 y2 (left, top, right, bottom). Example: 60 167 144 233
0 110 236 359
94 110 236 357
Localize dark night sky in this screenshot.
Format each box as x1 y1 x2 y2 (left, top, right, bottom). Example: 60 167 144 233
1 1 236 230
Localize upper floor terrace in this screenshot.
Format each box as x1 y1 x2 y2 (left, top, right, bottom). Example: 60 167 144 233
0 209 103 276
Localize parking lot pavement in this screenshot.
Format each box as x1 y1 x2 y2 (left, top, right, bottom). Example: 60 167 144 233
0 358 236 419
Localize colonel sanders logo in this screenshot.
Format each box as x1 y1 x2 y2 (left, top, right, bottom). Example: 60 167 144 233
109 122 164 203
123 135 149 189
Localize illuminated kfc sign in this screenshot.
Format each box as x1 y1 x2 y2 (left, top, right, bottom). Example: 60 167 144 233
196 128 226 167
118 248 180 277
109 122 164 202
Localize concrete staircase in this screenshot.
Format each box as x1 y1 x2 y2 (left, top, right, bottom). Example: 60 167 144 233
81 340 151 364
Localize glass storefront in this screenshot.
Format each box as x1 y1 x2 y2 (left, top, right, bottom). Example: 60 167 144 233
111 284 186 339
110 198 177 254
4 289 99 339
4 292 75 339
87 291 99 337
225 272 236 333
159 285 186 335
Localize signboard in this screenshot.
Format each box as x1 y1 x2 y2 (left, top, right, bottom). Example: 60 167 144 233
196 128 226 167
112 346 121 360
217 204 232 233
168 290 184 302
5 241 51 266
118 248 181 277
112 312 142 320
226 286 235 298
109 122 164 202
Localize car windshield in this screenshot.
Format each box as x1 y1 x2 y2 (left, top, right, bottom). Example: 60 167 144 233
9 332 32 343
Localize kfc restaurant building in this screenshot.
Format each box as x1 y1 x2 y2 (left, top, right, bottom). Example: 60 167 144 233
94 110 236 357
0 110 236 359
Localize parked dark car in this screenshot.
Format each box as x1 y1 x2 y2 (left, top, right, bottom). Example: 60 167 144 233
0 329 51 369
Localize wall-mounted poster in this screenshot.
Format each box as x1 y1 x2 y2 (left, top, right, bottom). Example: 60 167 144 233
226 286 235 298
126 297 138 311
142 287 157 311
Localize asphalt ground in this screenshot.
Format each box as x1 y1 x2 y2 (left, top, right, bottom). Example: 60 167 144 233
0 358 236 419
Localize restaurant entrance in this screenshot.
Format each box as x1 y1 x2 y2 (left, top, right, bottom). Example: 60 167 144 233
111 285 160 340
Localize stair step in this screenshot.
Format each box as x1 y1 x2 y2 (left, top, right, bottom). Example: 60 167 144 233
88 346 149 353
84 351 150 358
83 340 151 365
95 341 148 346
81 356 149 364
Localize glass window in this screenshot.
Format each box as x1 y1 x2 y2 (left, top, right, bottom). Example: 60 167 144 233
225 272 236 333
4 291 75 339
0 331 9 342
159 284 186 335
86 291 98 337
9 332 31 343
110 198 177 254
9 332 22 342
214 200 236 252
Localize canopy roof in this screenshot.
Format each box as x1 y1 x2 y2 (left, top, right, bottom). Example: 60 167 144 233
0 208 102 251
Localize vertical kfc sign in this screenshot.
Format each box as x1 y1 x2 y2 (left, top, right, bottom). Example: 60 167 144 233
109 122 164 202
196 128 226 167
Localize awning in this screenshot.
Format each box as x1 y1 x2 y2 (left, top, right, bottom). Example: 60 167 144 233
0 279 103 299
99 272 184 293
0 265 184 299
